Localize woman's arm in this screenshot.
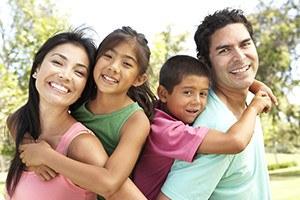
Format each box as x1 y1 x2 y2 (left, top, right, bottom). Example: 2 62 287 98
20 110 149 198
197 90 272 154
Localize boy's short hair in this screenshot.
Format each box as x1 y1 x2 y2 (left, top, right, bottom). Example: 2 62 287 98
159 55 211 93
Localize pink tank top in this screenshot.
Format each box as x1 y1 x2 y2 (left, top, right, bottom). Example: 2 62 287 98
10 122 97 200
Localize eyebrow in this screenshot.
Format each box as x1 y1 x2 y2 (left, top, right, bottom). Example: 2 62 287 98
110 48 138 64
215 38 252 50
51 53 88 69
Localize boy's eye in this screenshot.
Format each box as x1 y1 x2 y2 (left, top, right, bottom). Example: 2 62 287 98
183 91 193 96
200 91 208 97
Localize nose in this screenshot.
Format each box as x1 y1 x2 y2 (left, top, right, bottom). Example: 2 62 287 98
192 94 201 105
58 68 72 81
232 48 246 61
109 60 120 73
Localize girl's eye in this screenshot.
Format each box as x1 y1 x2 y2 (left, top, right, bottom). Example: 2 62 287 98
123 62 132 68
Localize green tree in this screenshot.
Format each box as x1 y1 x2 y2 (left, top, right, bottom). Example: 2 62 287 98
149 25 189 91
249 0 300 152
0 0 69 160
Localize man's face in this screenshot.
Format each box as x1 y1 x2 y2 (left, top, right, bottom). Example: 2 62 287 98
209 23 258 92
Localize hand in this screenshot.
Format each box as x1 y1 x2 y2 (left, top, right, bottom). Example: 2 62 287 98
249 90 272 114
19 140 52 167
28 165 58 181
250 80 278 106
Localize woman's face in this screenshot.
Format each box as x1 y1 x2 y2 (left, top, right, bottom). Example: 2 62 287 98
35 43 90 109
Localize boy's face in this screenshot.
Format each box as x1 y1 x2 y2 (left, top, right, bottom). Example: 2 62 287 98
159 75 209 124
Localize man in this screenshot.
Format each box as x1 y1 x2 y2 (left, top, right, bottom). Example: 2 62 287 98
159 8 272 199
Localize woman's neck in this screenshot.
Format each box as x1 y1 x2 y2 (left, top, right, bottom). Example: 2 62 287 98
39 104 75 137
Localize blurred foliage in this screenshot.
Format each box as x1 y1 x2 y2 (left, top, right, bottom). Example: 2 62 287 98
249 0 300 152
0 0 69 159
149 25 188 91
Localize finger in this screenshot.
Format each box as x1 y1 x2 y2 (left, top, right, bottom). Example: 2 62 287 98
270 94 278 106
39 170 52 181
45 167 57 178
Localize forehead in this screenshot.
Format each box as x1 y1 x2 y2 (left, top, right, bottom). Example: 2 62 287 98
46 43 89 65
209 23 251 48
177 74 210 88
109 41 138 60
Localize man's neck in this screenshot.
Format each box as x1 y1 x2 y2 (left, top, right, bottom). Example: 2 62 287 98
214 86 248 119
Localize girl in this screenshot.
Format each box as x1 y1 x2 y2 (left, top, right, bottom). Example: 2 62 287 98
6 29 104 200
19 26 157 199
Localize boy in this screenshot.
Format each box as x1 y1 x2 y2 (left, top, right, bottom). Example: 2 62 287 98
133 55 272 200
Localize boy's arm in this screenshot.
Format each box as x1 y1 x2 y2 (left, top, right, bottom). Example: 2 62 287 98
197 90 272 154
250 79 278 105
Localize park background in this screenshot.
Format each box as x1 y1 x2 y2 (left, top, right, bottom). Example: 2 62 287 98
0 0 299 199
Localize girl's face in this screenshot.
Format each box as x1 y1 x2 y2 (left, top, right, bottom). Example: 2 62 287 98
159 75 209 124
35 43 89 109
93 41 145 96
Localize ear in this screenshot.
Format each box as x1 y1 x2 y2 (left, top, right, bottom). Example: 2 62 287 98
133 73 148 87
157 85 168 103
32 66 41 79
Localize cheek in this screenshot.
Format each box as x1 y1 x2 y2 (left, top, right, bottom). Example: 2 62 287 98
75 78 88 93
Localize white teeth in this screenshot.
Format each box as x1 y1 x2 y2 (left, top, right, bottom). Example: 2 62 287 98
103 75 118 83
231 65 250 73
50 82 69 93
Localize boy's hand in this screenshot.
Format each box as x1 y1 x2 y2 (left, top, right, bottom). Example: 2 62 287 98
250 80 278 106
19 140 52 167
249 90 272 114
28 165 57 181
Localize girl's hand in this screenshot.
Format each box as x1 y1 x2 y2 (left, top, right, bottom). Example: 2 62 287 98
19 140 52 167
249 80 278 106
28 165 58 181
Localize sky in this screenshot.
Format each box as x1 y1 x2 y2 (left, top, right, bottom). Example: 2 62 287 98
57 0 260 51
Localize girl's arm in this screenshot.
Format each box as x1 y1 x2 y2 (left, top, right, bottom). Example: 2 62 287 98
197 90 272 154
250 79 278 105
20 110 149 198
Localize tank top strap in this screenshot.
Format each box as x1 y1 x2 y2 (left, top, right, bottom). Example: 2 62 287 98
55 122 92 155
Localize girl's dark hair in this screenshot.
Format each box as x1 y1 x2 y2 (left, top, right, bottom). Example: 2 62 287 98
194 8 254 67
6 28 96 196
92 26 157 119
159 55 211 93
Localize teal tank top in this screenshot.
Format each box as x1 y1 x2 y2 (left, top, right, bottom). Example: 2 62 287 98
72 102 142 156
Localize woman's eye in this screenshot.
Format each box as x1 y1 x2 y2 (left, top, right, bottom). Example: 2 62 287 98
103 53 112 59
52 60 62 66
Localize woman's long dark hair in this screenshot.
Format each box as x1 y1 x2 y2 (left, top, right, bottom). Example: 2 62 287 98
92 26 157 119
5 28 96 196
